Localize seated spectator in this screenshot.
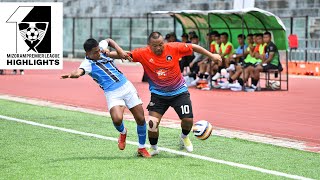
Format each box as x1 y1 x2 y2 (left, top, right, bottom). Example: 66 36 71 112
181 33 191 43
211 32 234 81
225 34 248 72
180 33 194 75
188 31 197 41
210 33 221 54
248 31 282 92
219 34 255 91
188 35 209 86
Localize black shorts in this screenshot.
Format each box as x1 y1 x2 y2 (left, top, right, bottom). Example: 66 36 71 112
147 92 193 119
262 64 278 72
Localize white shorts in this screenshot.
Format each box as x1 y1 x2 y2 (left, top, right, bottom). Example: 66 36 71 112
105 81 142 111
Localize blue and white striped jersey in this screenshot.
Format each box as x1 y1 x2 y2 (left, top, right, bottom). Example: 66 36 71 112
79 53 128 92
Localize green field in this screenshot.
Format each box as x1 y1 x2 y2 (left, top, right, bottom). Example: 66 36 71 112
0 99 319 179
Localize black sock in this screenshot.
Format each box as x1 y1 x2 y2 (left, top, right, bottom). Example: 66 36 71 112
204 74 209 79
228 78 234 83
189 73 196 79
252 79 258 86
199 73 204 79
149 137 158 145
182 129 191 136
237 78 244 86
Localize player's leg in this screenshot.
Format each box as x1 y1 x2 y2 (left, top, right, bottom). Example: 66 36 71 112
247 64 263 91
146 94 169 156
129 104 151 158
172 92 194 152
123 81 150 157
105 89 128 150
110 105 127 150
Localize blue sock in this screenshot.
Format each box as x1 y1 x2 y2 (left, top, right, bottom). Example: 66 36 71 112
114 122 125 133
137 122 146 148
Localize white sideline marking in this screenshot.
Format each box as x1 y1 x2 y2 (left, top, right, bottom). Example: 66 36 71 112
0 115 314 180
0 94 313 152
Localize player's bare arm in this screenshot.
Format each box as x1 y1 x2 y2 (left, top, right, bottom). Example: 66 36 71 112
264 52 274 64
191 44 222 62
101 39 133 61
60 68 84 79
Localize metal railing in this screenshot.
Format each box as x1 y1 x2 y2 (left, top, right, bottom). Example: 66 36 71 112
64 16 320 62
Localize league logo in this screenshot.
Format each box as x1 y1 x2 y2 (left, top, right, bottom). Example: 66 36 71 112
6 6 51 53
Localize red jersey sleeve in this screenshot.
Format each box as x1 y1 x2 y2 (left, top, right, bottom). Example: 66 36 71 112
173 42 193 57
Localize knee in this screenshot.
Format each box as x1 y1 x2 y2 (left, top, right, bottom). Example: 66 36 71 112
148 116 160 132
182 118 193 126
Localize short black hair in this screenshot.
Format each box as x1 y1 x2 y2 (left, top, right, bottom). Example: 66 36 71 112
148 32 162 43
83 38 98 52
256 33 263 38
220 32 228 38
191 34 199 39
214 33 220 38
237 34 246 39
207 30 219 36
264 31 272 37
247 33 254 37
181 33 189 38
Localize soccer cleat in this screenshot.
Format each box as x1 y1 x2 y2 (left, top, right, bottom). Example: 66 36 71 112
137 148 152 158
180 136 193 152
211 72 221 81
118 129 127 150
148 148 160 156
245 84 257 92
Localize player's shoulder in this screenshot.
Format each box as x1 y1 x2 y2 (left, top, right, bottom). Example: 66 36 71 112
132 46 149 53
166 42 192 49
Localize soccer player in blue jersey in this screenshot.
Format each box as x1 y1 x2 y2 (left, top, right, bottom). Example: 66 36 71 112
61 38 151 158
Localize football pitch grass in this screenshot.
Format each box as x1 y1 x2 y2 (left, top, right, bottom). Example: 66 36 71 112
0 99 319 179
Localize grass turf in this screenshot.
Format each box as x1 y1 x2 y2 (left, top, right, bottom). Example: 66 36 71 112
0 99 319 179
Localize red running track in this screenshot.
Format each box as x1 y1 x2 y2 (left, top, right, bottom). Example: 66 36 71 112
1 61 320 147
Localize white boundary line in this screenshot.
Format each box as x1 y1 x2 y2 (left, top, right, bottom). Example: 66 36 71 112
0 114 314 180
0 94 317 152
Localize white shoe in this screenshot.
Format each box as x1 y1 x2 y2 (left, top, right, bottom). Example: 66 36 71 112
20 71 24 75
190 77 200 86
226 64 235 72
219 81 230 89
211 72 221 81
180 136 193 152
245 84 257 92
148 148 160 156
230 83 242 91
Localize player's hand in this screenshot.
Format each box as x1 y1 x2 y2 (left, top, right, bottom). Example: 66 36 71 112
60 74 70 79
101 48 110 56
117 50 133 61
211 54 222 62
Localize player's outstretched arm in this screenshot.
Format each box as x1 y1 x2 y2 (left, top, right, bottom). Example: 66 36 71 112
103 39 132 61
192 44 222 62
60 69 84 79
